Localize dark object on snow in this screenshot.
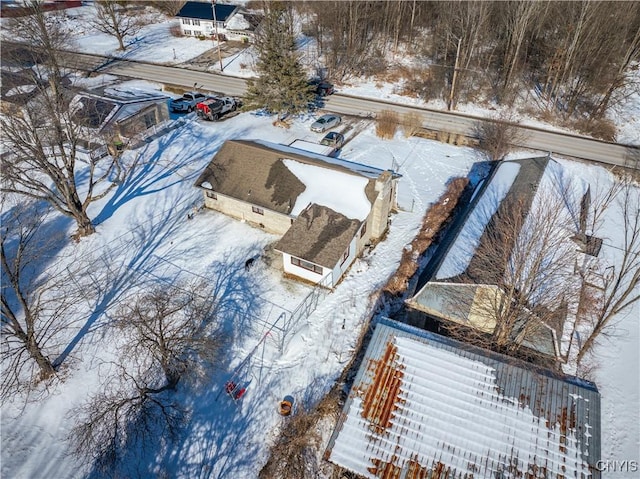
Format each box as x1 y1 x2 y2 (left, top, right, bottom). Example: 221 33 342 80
245 257 256 270
309 79 334 97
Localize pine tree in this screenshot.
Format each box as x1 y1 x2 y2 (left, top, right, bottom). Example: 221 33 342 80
244 3 314 116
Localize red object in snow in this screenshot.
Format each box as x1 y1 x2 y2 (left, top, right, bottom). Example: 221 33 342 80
225 381 236 395
234 388 246 400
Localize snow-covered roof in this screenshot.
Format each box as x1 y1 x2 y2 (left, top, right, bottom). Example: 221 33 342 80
283 159 370 221
436 161 520 280
70 88 168 132
194 139 385 217
253 139 392 180
288 139 335 157
326 318 601 479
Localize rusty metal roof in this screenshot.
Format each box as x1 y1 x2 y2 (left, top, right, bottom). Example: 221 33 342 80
325 318 600 479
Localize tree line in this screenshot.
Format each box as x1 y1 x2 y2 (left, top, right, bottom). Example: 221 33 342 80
296 1 639 124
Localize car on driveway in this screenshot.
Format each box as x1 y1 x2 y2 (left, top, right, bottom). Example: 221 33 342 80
309 79 335 97
310 114 341 133
320 131 345 149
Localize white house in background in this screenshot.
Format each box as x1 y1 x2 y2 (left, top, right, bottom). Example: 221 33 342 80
194 140 400 288
175 1 259 42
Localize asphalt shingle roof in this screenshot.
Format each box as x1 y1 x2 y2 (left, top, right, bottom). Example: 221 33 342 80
175 1 237 22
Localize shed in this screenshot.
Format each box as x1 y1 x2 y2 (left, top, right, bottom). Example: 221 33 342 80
326 318 601 479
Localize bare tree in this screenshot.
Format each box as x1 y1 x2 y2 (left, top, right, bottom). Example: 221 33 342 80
1 3 121 238
472 114 527 161
93 1 147 51
148 0 185 17
442 169 583 359
70 280 226 473
0 200 80 400
576 176 640 364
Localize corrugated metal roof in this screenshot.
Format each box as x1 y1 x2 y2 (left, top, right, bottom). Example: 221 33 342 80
326 318 600 479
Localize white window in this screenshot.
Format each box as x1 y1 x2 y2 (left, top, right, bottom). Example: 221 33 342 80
182 18 191 25
193 19 200 26
184 30 192 36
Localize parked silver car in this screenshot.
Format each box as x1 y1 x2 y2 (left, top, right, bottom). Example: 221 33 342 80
310 114 341 133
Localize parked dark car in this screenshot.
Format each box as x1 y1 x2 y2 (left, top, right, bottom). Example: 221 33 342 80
320 131 345 149
309 79 335 97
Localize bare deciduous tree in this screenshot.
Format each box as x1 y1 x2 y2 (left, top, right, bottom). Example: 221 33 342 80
0 200 80 400
70 280 226 473
443 169 583 360
576 176 640 364
93 1 147 51
472 115 527 161
148 0 186 17
1 2 121 238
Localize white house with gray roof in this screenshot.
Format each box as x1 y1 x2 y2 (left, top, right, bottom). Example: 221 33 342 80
194 139 400 287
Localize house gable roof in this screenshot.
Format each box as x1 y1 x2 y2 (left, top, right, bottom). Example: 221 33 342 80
274 204 361 268
195 139 382 216
326 318 600 479
175 1 237 22
70 88 168 132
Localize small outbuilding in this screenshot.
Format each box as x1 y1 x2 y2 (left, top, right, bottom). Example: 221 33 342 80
70 87 169 152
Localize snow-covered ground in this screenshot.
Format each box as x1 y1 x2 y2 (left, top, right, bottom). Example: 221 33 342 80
1 4 638 478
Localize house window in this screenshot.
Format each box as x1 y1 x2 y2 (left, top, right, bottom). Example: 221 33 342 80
360 222 367 238
184 30 192 36
193 19 200 26
143 111 156 129
340 248 349 265
291 257 323 274
252 206 264 215
182 18 191 25
206 191 217 200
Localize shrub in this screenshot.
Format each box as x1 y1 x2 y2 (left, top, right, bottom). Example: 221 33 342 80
375 110 399 139
169 24 182 38
573 117 617 142
402 111 424 138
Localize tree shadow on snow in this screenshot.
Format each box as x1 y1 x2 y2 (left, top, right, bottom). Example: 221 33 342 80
83 272 271 478
52 193 201 368
93 125 247 225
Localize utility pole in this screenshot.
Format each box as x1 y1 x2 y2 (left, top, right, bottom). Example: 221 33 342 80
211 0 224 72
448 37 462 111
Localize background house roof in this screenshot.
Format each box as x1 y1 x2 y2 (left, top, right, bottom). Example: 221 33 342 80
326 318 601 479
175 1 237 22
194 140 380 216
70 88 168 132
274 204 361 268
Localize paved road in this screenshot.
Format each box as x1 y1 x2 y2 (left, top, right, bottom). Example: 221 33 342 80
11 47 640 169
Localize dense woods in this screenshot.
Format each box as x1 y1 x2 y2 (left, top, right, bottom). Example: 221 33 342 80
296 1 640 136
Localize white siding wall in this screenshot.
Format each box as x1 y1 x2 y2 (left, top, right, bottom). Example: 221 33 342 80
282 253 329 285
202 190 292 235
180 18 215 36
331 235 358 286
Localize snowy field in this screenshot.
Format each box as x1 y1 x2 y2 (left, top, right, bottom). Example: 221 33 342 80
1 4 638 478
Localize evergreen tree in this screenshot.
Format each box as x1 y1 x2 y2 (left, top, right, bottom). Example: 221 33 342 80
244 3 314 115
